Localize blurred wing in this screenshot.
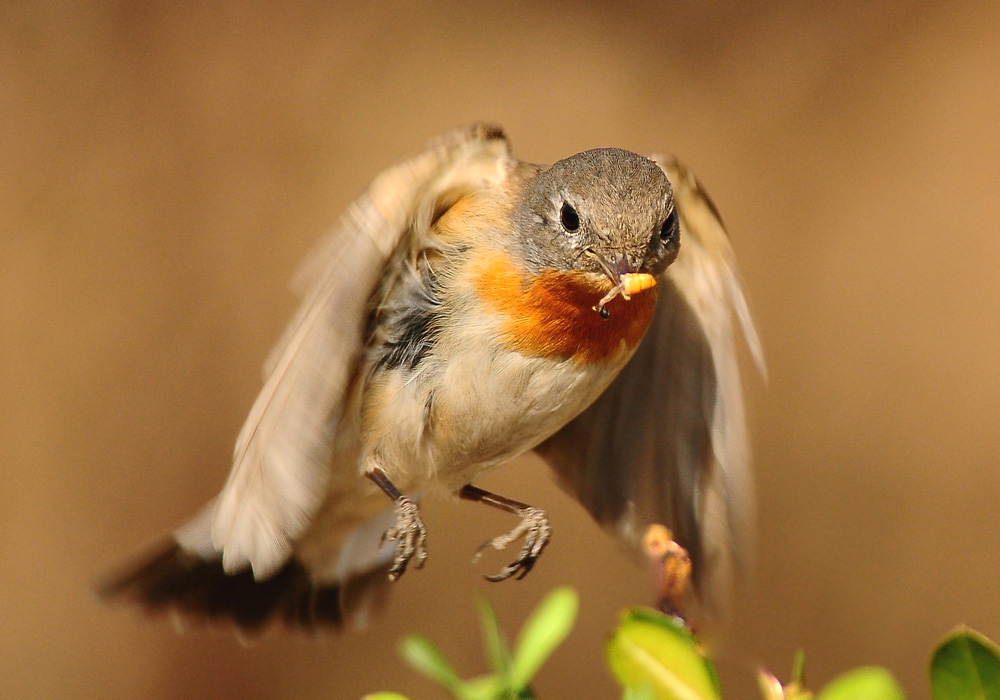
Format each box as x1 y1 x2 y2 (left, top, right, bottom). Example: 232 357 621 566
535 155 763 595
210 124 512 579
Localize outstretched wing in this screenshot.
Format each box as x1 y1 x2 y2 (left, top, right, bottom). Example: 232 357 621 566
209 124 512 579
535 155 763 600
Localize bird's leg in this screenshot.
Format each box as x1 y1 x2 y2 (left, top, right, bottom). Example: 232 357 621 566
366 467 427 581
460 484 551 582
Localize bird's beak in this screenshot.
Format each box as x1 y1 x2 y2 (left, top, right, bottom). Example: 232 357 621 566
584 248 657 319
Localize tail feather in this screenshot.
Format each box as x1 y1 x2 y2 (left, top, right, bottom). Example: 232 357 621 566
97 540 390 632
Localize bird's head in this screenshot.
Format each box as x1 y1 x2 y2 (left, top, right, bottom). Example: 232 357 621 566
513 148 679 307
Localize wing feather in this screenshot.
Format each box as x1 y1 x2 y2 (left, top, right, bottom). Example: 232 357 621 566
535 155 762 602
211 124 512 578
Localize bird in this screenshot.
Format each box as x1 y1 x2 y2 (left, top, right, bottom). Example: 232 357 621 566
98 123 763 632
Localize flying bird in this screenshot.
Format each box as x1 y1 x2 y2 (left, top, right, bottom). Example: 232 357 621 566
99 124 762 631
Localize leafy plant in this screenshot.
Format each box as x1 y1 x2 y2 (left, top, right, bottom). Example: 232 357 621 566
367 586 1000 700
754 648 904 700
365 586 578 700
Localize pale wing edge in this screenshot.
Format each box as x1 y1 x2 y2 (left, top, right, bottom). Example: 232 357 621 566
210 125 512 578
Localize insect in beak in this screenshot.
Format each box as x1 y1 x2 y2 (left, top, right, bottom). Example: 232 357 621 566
584 248 657 319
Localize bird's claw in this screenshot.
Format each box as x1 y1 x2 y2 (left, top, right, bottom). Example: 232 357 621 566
382 496 428 581
473 507 551 582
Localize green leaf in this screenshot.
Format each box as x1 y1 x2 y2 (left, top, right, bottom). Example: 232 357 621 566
790 650 807 687
931 627 1000 700
508 586 579 690
398 635 462 693
607 607 721 700
362 694 411 700
455 674 507 700
476 591 511 674
624 683 658 700
815 667 904 700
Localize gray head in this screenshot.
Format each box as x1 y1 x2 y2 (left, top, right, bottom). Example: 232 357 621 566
513 148 679 281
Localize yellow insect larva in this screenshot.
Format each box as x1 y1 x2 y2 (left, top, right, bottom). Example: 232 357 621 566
592 273 658 320
619 272 657 298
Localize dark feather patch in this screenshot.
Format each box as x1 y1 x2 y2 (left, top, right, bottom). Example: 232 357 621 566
371 255 444 371
96 541 374 631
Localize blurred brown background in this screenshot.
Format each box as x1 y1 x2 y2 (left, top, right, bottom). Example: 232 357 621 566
3 2 999 698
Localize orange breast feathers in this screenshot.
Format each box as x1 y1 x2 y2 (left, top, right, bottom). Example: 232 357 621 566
467 251 659 364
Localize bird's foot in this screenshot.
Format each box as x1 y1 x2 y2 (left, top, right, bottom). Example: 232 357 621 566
382 496 428 581
473 507 551 582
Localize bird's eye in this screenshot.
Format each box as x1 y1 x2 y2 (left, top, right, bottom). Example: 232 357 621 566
560 203 580 232
659 208 679 243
